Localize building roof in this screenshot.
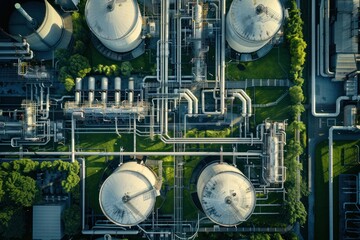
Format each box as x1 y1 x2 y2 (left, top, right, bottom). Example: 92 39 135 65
33 204 65 240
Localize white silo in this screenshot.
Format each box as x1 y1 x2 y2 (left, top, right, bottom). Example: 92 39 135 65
8 1 66 52
197 162 256 226
226 0 283 53
85 0 143 53
99 162 161 227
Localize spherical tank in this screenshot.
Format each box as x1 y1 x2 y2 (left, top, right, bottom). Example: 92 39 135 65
8 0 64 51
85 0 143 53
99 162 159 226
226 0 283 53
197 162 256 226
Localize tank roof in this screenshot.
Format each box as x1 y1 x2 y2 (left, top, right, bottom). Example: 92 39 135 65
85 0 140 41
228 0 283 42
99 162 157 226
198 163 256 226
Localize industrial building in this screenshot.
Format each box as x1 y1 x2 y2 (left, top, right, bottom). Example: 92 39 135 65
0 0 291 239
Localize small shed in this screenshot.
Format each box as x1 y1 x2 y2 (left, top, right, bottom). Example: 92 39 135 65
33 204 65 240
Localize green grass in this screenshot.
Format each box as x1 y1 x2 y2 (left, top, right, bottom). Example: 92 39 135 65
315 140 360 240
246 87 288 105
226 46 290 80
87 44 156 74
252 94 292 125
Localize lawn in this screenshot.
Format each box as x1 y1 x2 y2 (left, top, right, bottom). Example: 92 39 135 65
226 46 290 80
246 87 288 105
87 44 156 74
315 140 360 240
252 94 292 125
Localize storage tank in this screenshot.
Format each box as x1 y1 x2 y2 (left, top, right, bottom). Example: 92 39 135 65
99 162 160 226
88 77 95 106
101 77 108 105
85 0 143 53
226 0 283 53
8 1 65 52
197 162 256 226
114 77 121 106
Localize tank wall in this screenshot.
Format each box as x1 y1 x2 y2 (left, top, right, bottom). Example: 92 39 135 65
117 162 157 186
226 14 268 53
114 77 121 90
26 0 64 51
96 8 143 53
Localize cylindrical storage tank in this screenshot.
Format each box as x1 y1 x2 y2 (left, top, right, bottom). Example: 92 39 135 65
25 103 36 137
75 78 82 91
128 77 134 105
114 77 121 91
88 77 95 91
128 77 134 90
101 77 108 91
226 0 283 53
101 77 108 105
85 0 143 53
8 0 64 51
197 162 256 226
114 77 121 106
75 92 80 105
99 162 159 226
88 77 95 105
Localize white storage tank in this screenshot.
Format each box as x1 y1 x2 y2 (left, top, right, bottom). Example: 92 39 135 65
85 0 143 53
197 162 256 226
8 1 65 52
99 162 160 226
226 0 283 53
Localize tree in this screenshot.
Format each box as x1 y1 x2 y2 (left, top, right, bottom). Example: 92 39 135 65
273 233 284 240
0 209 25 238
73 40 86 54
63 205 81 236
64 77 75 92
288 121 306 133
0 180 4 202
250 233 271 240
120 61 133 77
62 172 80 193
55 49 70 68
12 159 39 174
289 86 304 104
0 207 15 227
68 54 91 78
291 104 305 120
4 172 37 207
290 37 307 69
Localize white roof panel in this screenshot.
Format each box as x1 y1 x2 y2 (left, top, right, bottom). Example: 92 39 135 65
85 0 139 40
99 163 157 226
229 0 283 42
